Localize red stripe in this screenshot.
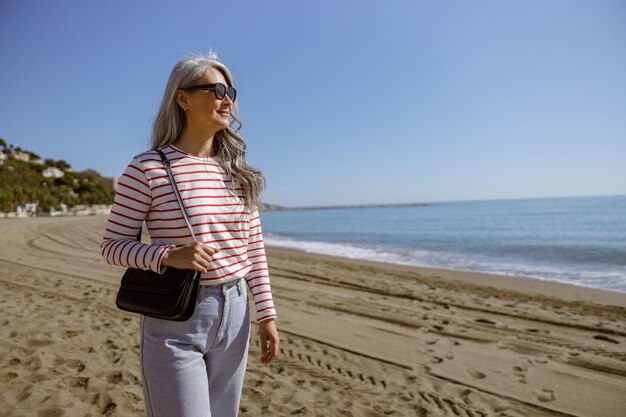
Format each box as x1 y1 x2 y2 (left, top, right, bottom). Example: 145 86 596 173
121 171 147 187
148 169 224 181
125 241 142 266
200 263 251 281
110 209 143 222
150 220 245 231
115 240 134 266
211 251 245 263
154 191 243 205
149 211 250 222
117 181 150 199
247 247 266 253
141 245 149 269
147 246 159 267
249 284 271 293
151 227 246 240
246 274 270 281
153 186 237 200
257 305 275 313
128 164 145 175
133 242 142 268
108 218 139 231
108 240 125 265
150 203 243 214
141 156 184 164
105 239 123 261
248 285 272 293
101 239 115 257
115 201 148 215
105 228 136 238
203 255 246 273
116 190 149 206
200 238 247 248
152 178 235 191
144 161 221 171
155 246 167 272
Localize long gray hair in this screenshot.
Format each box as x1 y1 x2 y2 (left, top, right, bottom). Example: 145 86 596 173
150 49 266 213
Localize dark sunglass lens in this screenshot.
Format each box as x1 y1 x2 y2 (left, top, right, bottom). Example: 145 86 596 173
227 87 237 102
214 83 226 100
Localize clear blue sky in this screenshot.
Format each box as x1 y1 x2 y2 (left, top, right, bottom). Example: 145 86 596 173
1 0 625 207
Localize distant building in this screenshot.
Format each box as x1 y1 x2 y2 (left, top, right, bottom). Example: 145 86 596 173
14 202 37 217
11 151 31 162
50 203 68 217
42 167 65 178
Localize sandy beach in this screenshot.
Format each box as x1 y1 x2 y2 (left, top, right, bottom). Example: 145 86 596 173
0 215 625 417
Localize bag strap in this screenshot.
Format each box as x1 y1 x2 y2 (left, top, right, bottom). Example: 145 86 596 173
135 148 197 242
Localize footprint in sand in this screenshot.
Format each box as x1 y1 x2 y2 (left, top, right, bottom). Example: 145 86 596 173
525 328 550 334
63 330 83 338
512 365 527 383
513 363 529 372
94 392 117 415
1 371 18 383
37 408 65 417
65 359 86 373
593 335 619 344
496 341 510 350
464 367 486 379
27 339 54 347
533 388 555 402
63 375 90 389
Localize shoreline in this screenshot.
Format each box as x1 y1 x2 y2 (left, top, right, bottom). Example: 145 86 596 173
265 245 626 308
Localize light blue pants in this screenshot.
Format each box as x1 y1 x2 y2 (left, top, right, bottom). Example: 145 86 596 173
139 278 251 417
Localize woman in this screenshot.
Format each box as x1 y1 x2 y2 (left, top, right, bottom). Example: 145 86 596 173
100 50 279 417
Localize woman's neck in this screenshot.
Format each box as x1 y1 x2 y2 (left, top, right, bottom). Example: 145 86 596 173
173 130 217 158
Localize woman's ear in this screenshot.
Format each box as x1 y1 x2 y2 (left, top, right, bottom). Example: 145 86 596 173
175 89 189 111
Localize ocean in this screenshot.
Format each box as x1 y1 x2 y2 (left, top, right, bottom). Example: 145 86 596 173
260 194 626 293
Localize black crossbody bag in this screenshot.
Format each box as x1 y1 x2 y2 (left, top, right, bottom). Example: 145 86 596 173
115 149 200 321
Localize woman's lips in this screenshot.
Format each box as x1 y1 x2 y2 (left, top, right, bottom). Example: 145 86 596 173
218 111 229 117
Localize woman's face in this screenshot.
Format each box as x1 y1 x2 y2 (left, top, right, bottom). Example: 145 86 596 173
178 67 233 132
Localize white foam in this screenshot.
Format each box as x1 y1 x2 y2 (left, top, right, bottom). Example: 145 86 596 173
264 233 626 293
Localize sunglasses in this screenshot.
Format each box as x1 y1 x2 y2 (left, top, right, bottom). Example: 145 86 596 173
182 82 237 102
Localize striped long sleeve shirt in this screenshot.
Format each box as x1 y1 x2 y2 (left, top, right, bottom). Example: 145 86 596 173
100 144 277 323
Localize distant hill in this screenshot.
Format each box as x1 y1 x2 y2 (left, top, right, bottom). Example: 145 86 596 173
0 138 114 213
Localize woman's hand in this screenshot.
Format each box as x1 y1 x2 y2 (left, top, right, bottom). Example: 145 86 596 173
259 319 279 365
161 242 220 273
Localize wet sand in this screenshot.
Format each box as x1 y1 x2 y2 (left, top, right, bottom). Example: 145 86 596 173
0 215 625 417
